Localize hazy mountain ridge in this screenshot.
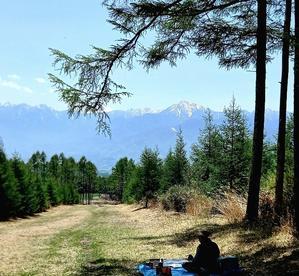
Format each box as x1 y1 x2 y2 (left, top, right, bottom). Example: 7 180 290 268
0 101 281 171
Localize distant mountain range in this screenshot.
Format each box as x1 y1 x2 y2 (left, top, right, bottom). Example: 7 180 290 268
0 101 282 172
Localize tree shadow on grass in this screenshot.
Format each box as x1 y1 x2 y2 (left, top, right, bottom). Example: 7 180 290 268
121 234 171 242
166 220 277 248
132 206 147 212
79 258 139 276
166 222 244 247
163 219 299 275
240 245 299 275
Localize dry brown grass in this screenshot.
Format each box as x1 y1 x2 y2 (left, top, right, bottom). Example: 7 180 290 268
215 191 247 223
186 193 213 217
0 205 91 275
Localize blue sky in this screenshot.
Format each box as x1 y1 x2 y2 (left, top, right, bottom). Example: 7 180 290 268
0 0 294 112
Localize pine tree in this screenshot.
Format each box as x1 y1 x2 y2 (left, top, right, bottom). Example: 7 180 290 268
160 149 176 192
139 148 162 208
173 129 189 186
46 177 60 206
191 109 222 193
48 154 60 178
10 156 36 216
220 98 251 192
0 150 21 219
34 176 49 212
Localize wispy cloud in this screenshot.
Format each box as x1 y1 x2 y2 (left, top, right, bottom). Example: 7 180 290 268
0 76 33 94
35 77 46 84
7 74 21 81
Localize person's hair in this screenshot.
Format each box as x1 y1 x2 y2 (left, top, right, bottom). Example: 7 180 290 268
199 230 211 238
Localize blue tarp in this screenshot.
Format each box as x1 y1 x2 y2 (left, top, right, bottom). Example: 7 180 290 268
137 259 197 276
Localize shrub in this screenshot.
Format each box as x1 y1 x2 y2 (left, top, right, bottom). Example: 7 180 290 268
160 186 190 212
160 186 212 215
259 191 274 221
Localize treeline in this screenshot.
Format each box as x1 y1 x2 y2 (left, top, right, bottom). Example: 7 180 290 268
101 99 294 213
0 150 98 220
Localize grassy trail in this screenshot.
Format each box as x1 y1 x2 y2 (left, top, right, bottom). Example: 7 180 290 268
1 201 299 275
0 201 200 275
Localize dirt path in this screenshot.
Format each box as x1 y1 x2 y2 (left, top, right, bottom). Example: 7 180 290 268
0 205 91 275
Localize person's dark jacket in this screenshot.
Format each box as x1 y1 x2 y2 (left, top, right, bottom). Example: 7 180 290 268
192 238 220 273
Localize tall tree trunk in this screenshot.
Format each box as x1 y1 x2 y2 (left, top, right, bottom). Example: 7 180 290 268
246 0 267 222
294 0 299 233
274 0 292 219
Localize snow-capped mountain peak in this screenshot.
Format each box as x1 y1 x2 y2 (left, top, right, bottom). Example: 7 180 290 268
164 100 204 117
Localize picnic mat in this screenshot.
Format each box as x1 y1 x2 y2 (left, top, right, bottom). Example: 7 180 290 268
137 259 197 276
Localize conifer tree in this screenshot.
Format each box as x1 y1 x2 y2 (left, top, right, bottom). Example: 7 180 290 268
10 156 37 216
220 98 251 192
173 129 189 186
0 150 21 219
191 109 222 193
34 176 49 212
120 165 143 202
139 148 162 208
160 149 176 192
110 157 135 202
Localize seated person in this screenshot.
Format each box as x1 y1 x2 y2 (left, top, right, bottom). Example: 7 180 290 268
182 230 220 274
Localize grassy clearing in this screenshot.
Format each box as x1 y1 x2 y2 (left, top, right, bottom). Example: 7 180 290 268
0 201 299 275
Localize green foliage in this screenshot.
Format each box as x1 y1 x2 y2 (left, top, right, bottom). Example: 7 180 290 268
108 157 136 202
191 109 222 194
172 129 190 186
123 166 143 203
160 185 195 213
219 98 251 192
259 139 277 193
191 99 251 194
0 150 21 220
284 114 294 206
1 149 98 220
161 130 189 192
160 150 176 192
34 176 49 212
10 156 37 216
139 148 162 207
46 177 60 206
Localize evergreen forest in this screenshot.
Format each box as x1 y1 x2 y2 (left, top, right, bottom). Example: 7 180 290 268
0 150 98 220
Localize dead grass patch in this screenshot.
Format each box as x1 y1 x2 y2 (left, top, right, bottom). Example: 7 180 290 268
215 191 247 223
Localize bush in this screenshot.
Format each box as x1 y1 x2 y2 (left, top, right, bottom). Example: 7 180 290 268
160 186 190 212
259 191 274 221
160 186 212 215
